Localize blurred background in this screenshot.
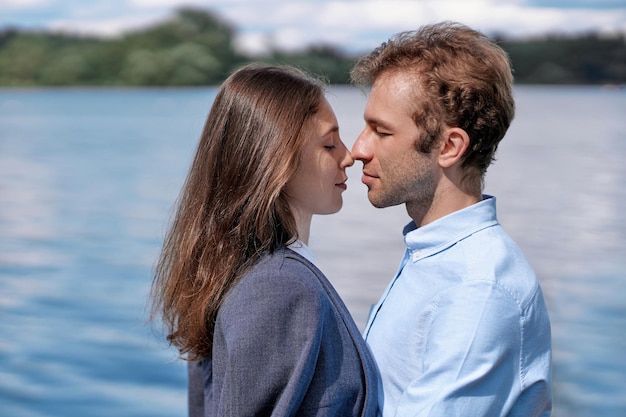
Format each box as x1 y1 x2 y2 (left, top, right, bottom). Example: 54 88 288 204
1 0 625 86
0 1 625 416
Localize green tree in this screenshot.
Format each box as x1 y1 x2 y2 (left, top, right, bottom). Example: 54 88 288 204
267 44 356 84
117 7 242 85
500 32 626 85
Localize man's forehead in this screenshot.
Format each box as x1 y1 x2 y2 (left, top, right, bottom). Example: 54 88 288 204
367 70 424 118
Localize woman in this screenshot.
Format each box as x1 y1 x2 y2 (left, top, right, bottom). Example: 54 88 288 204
150 64 379 416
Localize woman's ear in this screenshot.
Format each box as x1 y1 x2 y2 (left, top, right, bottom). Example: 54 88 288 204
438 127 470 168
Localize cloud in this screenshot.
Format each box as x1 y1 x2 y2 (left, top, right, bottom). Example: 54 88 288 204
223 0 626 54
48 15 163 37
128 0 208 8
524 0 626 9
0 0 48 8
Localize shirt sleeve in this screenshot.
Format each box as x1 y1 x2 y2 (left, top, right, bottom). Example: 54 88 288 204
210 264 327 417
395 280 522 417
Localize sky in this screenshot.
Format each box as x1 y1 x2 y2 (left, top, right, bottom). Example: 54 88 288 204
1 0 625 55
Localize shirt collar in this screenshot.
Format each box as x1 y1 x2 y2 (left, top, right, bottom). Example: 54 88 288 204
287 239 316 264
403 195 499 260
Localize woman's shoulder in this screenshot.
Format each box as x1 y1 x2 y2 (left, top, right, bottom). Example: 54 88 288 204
252 246 320 280
222 247 327 309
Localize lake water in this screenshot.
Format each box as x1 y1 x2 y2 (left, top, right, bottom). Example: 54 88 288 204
0 85 624 416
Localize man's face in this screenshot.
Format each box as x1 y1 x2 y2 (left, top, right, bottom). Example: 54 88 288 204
352 70 439 212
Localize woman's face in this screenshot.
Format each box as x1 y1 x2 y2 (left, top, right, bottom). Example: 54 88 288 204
285 97 354 218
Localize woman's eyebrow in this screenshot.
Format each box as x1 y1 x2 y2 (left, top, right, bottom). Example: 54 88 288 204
321 125 339 137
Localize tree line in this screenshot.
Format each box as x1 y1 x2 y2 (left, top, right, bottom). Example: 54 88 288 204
0 7 624 87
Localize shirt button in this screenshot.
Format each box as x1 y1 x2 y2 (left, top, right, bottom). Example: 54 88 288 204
411 251 420 262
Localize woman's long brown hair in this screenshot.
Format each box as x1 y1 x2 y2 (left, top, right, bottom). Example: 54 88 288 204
150 64 326 359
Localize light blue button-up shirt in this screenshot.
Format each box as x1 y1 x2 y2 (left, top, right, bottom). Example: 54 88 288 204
364 196 552 417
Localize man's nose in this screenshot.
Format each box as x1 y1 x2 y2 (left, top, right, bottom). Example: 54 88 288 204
351 129 370 161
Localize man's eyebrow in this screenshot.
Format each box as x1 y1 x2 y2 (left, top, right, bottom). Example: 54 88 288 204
365 116 393 131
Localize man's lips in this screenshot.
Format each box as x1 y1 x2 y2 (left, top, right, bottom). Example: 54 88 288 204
361 171 378 185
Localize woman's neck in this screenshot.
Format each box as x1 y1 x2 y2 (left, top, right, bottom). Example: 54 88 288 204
291 207 312 245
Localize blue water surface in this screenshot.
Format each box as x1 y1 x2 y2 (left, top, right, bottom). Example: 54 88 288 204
0 86 624 416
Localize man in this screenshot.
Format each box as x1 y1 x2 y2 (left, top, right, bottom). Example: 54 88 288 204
351 22 552 416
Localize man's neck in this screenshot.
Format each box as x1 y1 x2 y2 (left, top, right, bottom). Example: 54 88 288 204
407 186 481 228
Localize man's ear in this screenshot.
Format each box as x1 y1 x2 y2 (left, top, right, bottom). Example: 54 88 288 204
438 127 470 168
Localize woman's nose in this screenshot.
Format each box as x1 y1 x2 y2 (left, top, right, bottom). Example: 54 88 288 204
339 140 354 168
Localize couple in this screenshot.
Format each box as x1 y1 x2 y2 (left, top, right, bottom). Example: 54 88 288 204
151 22 552 417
